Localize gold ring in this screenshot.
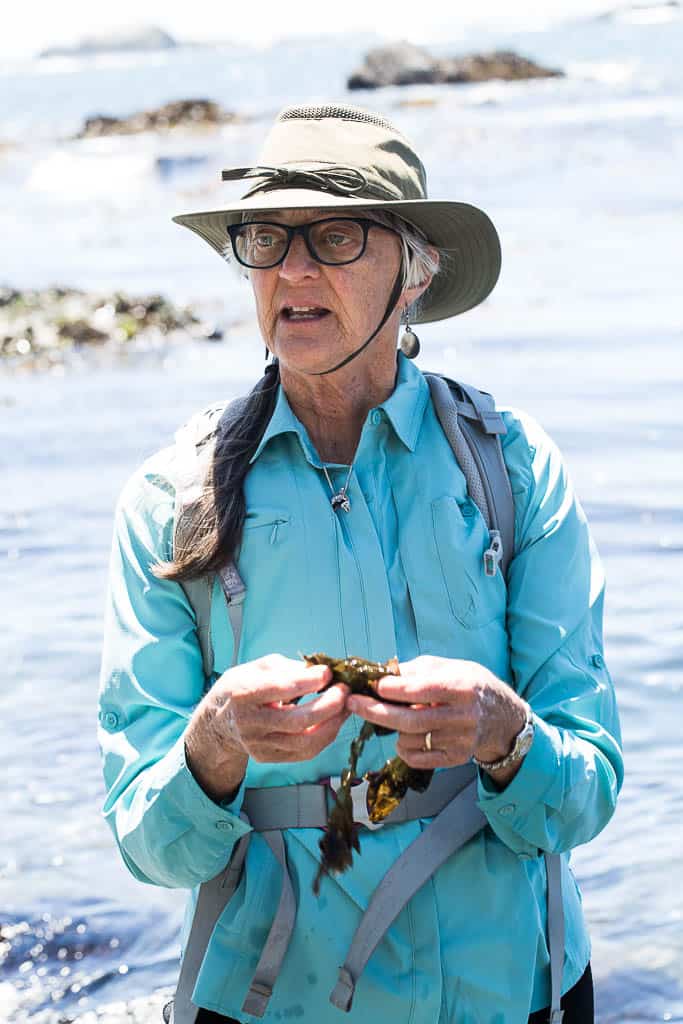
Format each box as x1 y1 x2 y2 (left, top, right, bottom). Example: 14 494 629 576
424 731 432 752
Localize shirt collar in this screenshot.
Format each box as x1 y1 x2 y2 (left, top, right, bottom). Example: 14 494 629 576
249 352 429 466
377 351 429 452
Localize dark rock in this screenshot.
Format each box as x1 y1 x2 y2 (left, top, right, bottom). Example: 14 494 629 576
348 43 437 89
439 50 564 83
75 99 238 139
57 319 109 345
347 43 563 90
0 285 224 371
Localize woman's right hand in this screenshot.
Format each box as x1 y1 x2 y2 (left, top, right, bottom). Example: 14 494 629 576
184 654 350 802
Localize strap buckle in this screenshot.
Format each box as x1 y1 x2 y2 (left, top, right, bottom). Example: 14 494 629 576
328 777 385 830
483 530 503 578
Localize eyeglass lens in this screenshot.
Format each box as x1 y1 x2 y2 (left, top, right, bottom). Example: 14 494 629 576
232 219 367 268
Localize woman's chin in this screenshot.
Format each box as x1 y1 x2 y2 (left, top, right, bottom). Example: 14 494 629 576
272 331 348 375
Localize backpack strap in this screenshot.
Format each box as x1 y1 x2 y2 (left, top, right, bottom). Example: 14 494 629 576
425 374 515 579
172 399 249 682
169 826 252 1024
329 774 485 1011
168 768 565 1021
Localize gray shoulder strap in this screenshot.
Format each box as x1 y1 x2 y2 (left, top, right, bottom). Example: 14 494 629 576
173 398 249 681
426 373 515 579
170 830 251 1024
330 774 485 1011
546 851 565 1022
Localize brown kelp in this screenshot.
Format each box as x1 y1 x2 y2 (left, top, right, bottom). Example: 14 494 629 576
303 653 433 893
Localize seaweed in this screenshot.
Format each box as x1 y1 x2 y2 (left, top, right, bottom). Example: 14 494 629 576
303 653 433 893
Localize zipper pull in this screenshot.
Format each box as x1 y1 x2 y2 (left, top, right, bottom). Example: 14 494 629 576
483 530 503 578
270 519 287 544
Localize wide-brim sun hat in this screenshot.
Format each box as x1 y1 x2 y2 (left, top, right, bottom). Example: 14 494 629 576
172 104 501 324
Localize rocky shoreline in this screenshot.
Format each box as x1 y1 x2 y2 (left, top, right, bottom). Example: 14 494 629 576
0 286 224 373
347 43 563 89
74 99 240 139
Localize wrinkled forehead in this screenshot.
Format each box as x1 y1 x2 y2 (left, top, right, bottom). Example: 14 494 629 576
242 208 355 226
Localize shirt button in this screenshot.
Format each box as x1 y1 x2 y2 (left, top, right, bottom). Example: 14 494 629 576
370 410 382 426
498 804 516 817
100 710 120 730
461 504 475 518
591 654 605 669
215 821 234 831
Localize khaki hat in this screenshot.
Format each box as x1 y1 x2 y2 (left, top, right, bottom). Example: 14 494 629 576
172 104 501 324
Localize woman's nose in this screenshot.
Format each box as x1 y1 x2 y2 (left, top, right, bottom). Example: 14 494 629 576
278 232 320 281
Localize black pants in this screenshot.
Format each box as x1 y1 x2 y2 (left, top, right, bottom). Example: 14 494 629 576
528 962 594 1023
196 962 594 1024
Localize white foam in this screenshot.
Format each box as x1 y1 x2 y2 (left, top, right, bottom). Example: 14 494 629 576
25 147 155 199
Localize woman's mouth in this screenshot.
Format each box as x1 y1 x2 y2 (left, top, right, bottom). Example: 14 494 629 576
280 305 330 322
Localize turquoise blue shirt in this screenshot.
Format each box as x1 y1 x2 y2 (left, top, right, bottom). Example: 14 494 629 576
99 354 623 1024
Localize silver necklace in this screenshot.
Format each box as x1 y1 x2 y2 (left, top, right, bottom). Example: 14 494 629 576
322 461 355 513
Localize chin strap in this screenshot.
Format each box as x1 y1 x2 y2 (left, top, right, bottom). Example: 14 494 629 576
308 265 405 377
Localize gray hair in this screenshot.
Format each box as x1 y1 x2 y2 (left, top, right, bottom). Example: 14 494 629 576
359 209 442 321
220 210 444 321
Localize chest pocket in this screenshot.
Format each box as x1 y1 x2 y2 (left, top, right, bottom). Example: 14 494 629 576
243 507 292 543
431 496 507 629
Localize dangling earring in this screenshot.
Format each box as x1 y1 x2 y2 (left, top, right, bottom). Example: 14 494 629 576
399 324 420 359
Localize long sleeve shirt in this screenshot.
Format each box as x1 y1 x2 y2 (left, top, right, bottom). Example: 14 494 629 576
98 353 623 1024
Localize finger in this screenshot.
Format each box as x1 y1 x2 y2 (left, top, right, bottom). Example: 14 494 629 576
345 694 456 733
250 710 350 763
242 684 350 734
398 724 477 754
373 676 466 705
229 664 333 705
395 745 464 769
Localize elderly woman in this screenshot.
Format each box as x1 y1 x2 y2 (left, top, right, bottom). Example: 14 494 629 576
99 105 623 1024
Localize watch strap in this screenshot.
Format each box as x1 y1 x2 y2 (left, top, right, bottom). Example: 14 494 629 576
472 705 534 772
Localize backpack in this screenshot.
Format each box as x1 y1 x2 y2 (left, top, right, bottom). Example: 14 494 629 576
165 373 566 1024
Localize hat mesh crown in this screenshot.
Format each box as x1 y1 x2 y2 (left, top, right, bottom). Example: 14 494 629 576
277 104 397 132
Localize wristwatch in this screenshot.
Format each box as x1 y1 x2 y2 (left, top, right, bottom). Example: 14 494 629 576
472 705 535 772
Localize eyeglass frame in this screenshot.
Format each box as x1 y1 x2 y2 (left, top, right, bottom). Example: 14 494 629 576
225 216 398 269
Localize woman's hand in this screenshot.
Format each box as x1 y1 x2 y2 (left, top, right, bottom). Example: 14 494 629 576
346 655 530 786
185 654 350 802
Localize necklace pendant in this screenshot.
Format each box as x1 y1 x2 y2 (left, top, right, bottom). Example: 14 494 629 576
331 491 351 513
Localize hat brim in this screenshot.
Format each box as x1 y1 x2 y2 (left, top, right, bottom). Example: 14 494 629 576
172 188 501 324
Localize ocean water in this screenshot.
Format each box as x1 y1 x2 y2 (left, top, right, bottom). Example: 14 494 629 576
1 9 682 1023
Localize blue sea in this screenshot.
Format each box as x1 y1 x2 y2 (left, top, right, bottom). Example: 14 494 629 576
1 7 682 1022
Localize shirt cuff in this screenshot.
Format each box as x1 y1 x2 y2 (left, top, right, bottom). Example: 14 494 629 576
164 733 252 843
475 712 560 858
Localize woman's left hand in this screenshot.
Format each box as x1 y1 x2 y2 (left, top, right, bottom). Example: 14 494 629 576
345 655 529 778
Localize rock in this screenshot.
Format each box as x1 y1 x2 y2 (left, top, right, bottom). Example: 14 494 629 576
75 99 238 139
439 50 564 83
39 25 177 59
347 43 563 89
348 43 437 89
0 285 224 372
57 319 109 345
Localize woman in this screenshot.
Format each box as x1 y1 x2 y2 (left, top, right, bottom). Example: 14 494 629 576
99 104 623 1024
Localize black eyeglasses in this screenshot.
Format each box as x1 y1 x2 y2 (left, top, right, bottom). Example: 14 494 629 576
226 217 395 269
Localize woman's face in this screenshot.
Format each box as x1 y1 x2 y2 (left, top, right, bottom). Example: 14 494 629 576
248 208 407 376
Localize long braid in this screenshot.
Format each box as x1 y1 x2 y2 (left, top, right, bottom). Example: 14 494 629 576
155 361 280 582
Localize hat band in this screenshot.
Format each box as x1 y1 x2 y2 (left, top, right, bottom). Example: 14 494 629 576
221 164 403 202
